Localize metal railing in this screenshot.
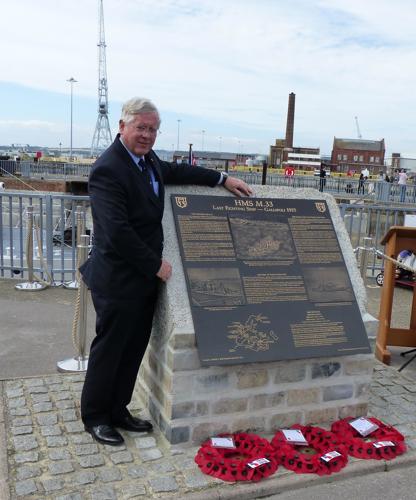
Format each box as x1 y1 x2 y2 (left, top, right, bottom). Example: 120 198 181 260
0 191 89 282
2 189 416 281
2 160 416 203
0 160 91 179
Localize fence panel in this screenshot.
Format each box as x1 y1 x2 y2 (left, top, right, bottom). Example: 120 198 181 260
0 191 89 282
338 203 416 275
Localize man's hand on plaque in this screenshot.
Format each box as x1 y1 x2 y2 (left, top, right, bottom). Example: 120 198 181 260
224 177 253 197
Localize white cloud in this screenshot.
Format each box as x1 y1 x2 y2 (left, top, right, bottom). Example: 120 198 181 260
1 0 416 153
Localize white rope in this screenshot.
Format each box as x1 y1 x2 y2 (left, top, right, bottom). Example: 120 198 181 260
356 245 416 274
33 223 53 285
70 230 86 353
23 216 52 287
71 287 82 353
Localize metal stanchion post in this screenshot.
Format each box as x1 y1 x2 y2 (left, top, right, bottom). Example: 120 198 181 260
360 237 374 288
57 234 90 372
63 207 85 289
15 206 47 291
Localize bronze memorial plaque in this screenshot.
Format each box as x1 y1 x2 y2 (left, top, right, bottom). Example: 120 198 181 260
171 195 371 366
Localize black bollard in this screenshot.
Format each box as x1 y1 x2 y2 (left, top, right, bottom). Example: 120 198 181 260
261 161 268 185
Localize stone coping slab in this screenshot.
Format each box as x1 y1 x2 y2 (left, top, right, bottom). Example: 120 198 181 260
0 361 416 498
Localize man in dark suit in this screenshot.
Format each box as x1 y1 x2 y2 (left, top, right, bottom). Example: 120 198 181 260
80 97 252 445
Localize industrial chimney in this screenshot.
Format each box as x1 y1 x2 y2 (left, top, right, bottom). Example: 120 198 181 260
285 92 295 150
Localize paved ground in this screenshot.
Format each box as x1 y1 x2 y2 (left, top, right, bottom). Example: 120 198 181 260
0 279 95 379
1 277 416 499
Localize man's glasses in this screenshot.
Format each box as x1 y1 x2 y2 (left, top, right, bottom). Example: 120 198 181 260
136 125 159 135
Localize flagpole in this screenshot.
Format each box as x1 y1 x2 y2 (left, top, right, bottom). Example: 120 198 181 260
188 143 193 166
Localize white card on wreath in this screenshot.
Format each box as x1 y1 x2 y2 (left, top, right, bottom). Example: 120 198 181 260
210 437 236 448
349 417 379 437
247 457 270 468
282 429 308 445
373 441 395 448
320 450 342 462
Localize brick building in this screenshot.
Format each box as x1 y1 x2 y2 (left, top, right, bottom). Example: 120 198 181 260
331 138 385 175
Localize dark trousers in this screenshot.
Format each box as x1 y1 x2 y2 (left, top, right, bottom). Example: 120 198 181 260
81 286 158 427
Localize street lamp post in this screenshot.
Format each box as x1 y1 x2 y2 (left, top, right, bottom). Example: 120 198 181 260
67 77 77 161
177 119 181 151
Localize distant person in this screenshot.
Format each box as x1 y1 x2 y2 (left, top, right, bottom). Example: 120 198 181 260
357 173 366 194
319 166 326 192
79 97 252 446
384 174 390 183
398 169 408 202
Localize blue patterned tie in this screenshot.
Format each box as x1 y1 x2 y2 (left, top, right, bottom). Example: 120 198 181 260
138 158 153 191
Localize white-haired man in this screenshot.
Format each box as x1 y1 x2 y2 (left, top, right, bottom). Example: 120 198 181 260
80 97 252 445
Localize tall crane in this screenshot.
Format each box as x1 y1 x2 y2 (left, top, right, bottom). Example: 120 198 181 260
354 116 362 139
91 0 112 157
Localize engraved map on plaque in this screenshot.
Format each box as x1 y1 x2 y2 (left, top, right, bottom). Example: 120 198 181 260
171 195 371 366
228 217 295 260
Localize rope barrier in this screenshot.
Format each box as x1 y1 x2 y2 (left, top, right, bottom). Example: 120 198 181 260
355 244 416 274
70 226 87 353
57 234 90 372
63 207 85 290
15 206 49 291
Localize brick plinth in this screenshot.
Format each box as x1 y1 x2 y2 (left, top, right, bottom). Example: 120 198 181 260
134 185 375 447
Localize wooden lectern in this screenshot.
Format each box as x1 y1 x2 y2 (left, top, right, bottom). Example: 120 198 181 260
375 226 416 364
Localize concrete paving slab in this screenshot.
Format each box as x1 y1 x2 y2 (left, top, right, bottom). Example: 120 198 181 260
0 278 95 379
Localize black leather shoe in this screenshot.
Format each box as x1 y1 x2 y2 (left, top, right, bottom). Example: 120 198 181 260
85 424 124 446
113 415 153 433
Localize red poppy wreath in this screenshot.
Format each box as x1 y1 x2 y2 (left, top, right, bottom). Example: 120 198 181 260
271 424 349 475
331 416 406 460
194 432 279 482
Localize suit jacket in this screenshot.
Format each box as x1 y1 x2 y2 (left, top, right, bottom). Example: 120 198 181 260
80 135 221 298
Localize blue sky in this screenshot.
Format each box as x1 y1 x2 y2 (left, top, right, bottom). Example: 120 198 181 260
1 0 416 156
